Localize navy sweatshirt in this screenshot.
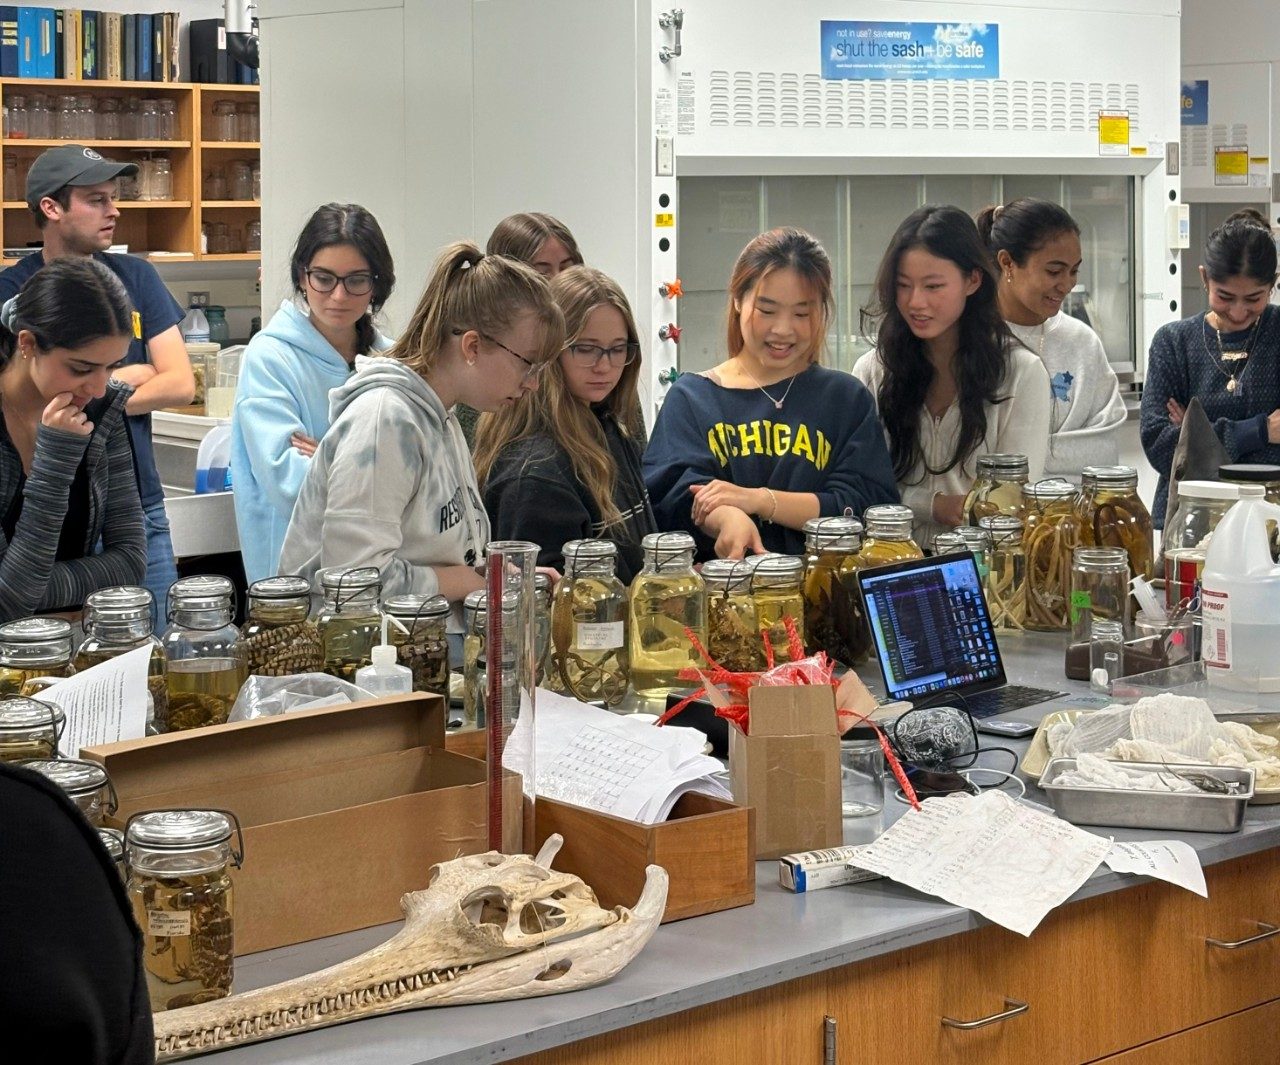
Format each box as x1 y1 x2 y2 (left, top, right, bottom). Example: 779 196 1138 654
643 365 900 558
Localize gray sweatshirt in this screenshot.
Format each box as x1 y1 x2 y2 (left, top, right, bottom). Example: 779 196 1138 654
278 356 489 614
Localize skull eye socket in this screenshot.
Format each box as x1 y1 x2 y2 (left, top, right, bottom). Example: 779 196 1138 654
461 888 510 928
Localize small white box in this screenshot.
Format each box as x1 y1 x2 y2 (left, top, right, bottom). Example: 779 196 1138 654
779 846 884 893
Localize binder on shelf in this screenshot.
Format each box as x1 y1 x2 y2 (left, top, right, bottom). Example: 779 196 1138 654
150 11 160 81
103 11 120 81
136 12 150 81
0 7 18 78
53 8 63 79
80 9 96 79
34 6 52 78
122 11 133 81
17 6 36 77
66 7 80 80
189 18 227 83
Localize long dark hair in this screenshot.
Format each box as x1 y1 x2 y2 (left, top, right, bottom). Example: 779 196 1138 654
864 204 1012 480
975 198 1079 267
1203 209 1277 286
726 228 834 364
290 203 396 354
0 257 132 366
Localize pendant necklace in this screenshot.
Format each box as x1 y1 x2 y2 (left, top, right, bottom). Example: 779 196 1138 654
738 360 799 410
1201 313 1260 394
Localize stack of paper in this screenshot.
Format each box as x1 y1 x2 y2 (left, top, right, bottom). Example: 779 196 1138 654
505 690 731 825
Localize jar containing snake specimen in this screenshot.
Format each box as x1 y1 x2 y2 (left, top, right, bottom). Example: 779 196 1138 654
77 586 168 734
382 593 450 696
241 576 323 677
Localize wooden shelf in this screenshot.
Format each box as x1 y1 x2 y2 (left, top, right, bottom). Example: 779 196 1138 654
3 199 191 209
199 252 260 261
2 138 191 148
201 200 260 208
200 141 260 150
0 77 195 91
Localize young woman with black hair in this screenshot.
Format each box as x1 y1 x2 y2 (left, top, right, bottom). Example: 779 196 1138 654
0 257 145 621
853 205 1051 547
231 203 396 582
1141 209 1280 526
977 198 1126 479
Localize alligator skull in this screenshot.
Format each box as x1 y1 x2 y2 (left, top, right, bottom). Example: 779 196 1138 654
153 836 668 1061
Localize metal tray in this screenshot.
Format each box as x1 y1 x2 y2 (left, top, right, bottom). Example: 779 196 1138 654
1040 758 1255 833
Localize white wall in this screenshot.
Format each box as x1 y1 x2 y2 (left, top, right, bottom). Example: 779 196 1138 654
1183 1 1280 64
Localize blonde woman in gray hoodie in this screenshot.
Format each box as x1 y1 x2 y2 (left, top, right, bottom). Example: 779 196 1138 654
279 242 565 617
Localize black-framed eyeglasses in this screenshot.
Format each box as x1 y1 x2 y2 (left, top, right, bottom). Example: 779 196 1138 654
304 268 377 297
564 342 640 368
478 332 546 382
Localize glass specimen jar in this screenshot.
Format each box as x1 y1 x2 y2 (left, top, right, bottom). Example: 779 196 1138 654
1075 465 1154 582
77 586 168 735
161 576 248 732
1020 478 1082 632
1160 481 1244 610
0 695 64 763
0 617 75 695
749 553 807 663
802 515 869 666
550 539 629 705
98 826 126 879
858 504 924 568
704 558 765 672
1070 546 1131 644
977 515 1027 631
25 757 116 826
241 576 324 677
463 587 521 729
627 532 707 699
126 809 243 1012
964 453 1030 525
315 566 382 682
382 593 451 696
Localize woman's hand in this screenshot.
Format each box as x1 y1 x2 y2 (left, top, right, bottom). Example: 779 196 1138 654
710 507 765 559
689 480 763 525
931 492 968 529
1267 409 1280 445
42 393 93 437
291 431 319 457
1167 397 1186 428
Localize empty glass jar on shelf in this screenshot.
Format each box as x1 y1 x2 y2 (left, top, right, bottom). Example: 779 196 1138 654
211 101 237 141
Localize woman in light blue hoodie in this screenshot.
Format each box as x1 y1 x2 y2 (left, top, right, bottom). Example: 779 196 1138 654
231 204 395 583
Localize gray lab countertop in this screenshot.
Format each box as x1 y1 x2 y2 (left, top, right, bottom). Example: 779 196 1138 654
200 633 1280 1064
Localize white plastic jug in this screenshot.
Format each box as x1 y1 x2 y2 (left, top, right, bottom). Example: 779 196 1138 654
194 423 233 494
1201 492 1280 692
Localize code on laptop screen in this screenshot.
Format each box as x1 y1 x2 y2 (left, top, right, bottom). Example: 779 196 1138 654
861 555 1002 700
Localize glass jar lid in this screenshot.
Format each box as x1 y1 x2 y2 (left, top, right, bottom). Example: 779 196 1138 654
318 566 381 594
1174 480 1244 502
701 558 754 594
26 756 108 797
248 575 312 601
641 531 696 561
954 525 993 550
751 553 805 584
97 826 124 863
977 514 1024 542
563 538 617 564
0 617 72 646
1081 465 1138 490
864 504 914 538
1021 478 1078 503
803 515 863 551
976 453 1029 477
1073 546 1129 568
169 574 235 610
1218 463 1280 484
126 808 234 851
932 531 967 553
383 593 450 620
462 588 520 623
0 695 64 733
84 585 153 624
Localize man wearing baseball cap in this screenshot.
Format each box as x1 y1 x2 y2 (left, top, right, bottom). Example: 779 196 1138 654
0 145 194 627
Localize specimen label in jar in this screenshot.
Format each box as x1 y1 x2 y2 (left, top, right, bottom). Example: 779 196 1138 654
131 871 234 1011
148 909 192 936
576 620 624 651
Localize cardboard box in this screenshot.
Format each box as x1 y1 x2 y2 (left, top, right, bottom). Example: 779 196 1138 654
730 684 842 860
83 693 491 955
535 793 755 923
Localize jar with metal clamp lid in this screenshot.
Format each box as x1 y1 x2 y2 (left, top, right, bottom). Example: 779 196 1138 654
98 826 125 880
532 571 553 686
316 566 382 681
1075 466 1154 582
802 515 870 666
0 617 74 695
382 593 450 695
126 809 243 1012
0 695 64 762
950 526 993 583
241 576 323 677
749 553 806 663
1160 481 1243 610
24 757 116 825
76 586 168 735
551 540 628 705
463 588 520 728
858 504 924 568
977 515 1027 630
628 532 707 699
1219 463 1280 506
964 453 1030 524
1020 479 1082 631
704 558 765 672
161 576 247 732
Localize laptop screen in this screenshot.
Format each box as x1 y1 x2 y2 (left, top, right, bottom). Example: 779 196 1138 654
858 552 1005 701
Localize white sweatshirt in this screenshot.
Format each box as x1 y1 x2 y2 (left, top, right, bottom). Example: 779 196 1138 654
852 345 1051 547
1006 313 1127 481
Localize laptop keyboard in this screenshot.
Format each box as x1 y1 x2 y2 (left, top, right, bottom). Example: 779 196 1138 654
963 685 1068 719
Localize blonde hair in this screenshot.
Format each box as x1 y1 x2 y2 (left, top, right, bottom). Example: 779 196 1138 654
474 266 641 527
384 241 564 376
486 212 584 266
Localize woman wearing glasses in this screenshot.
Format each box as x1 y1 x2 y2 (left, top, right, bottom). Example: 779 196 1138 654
475 266 656 582
279 242 564 609
231 203 395 582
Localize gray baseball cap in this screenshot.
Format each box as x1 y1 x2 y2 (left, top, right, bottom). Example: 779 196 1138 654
25 144 139 210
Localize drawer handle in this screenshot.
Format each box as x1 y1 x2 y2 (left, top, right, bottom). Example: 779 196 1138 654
941 998 1029 1031
1206 921 1280 950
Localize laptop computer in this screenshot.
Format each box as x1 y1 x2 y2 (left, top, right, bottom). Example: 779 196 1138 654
856 551 1066 720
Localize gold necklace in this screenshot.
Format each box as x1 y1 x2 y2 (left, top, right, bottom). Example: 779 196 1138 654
1200 316 1258 393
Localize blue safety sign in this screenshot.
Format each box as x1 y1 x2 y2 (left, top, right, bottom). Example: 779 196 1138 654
820 20 1000 81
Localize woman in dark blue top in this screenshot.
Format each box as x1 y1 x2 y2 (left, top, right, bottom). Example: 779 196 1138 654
1141 210 1280 526
643 228 899 560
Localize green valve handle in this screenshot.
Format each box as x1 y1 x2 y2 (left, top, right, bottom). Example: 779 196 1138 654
658 368 682 385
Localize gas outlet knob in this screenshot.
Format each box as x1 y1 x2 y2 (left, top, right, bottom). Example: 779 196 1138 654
658 323 682 343
659 279 683 299
658 367 682 385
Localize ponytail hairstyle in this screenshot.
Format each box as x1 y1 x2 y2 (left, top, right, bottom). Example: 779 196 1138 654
290 203 396 355
474 266 641 526
0 257 132 368
485 212 584 272
386 241 564 378
975 197 1080 269
863 204 1011 481
725 227 834 364
1203 209 1277 286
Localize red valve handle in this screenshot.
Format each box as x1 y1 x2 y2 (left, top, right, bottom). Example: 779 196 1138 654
659 323 682 343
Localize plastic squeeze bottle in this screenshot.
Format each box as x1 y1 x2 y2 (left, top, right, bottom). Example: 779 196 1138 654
355 615 413 696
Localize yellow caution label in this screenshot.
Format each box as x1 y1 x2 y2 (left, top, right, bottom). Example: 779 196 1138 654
1129 145 1148 156
1097 111 1130 156
655 213 675 228
132 311 142 339
1214 146 1249 185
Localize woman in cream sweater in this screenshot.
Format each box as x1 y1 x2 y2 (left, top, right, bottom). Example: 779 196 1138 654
853 205 1050 547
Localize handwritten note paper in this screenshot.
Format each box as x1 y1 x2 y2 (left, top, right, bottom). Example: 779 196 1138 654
1105 840 1207 897
41 644 152 754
